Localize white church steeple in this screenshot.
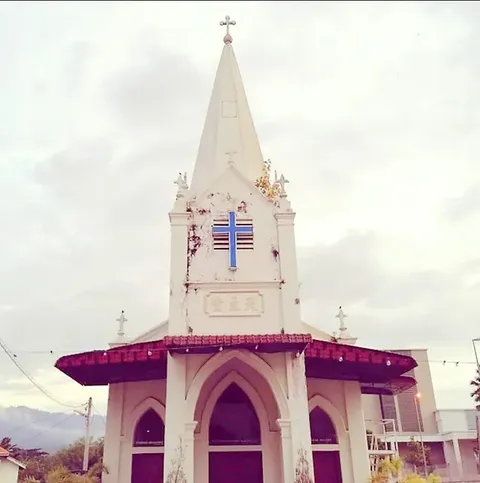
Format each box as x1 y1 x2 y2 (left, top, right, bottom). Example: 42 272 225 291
190 16 264 195
167 17 302 337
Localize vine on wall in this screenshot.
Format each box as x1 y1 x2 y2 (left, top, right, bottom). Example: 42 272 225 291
165 441 187 483
294 447 313 483
255 159 279 201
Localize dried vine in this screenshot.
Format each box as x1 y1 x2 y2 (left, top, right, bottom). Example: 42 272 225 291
294 447 313 483
255 159 279 201
165 442 187 483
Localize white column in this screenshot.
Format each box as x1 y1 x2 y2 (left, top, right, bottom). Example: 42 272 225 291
183 421 198 483
102 383 124 483
277 419 294 483
168 209 190 335
344 381 371 483
285 353 314 481
163 354 194 482
275 211 302 333
452 437 464 480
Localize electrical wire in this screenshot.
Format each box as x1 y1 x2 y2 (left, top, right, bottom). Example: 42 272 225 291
13 412 80 447
92 403 106 426
0 337 86 409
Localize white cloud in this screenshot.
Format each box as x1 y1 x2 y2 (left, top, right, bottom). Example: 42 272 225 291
0 1 479 414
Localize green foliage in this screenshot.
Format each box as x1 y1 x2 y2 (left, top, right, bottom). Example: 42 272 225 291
0 435 107 483
404 438 431 468
366 429 387 451
369 456 441 483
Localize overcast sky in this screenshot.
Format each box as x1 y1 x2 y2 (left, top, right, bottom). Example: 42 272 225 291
0 1 479 415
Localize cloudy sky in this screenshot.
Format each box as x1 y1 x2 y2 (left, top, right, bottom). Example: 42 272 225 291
0 1 479 415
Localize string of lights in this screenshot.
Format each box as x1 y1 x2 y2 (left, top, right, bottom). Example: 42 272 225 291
6 346 479 367
0 337 87 409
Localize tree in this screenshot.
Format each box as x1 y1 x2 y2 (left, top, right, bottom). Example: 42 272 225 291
404 438 431 469
470 368 480 409
370 456 441 483
366 429 386 451
18 437 106 483
1 436 19 455
47 438 104 476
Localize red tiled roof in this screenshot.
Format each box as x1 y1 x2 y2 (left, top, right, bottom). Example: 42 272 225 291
54 334 417 394
164 334 312 354
305 340 417 383
0 446 9 457
55 340 168 386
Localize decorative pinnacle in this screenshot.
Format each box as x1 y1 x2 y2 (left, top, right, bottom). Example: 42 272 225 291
220 15 236 44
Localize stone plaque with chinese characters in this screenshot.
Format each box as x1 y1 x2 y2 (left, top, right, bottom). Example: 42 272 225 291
205 291 264 317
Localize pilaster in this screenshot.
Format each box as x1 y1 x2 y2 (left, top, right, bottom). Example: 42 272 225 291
344 381 370 483
168 210 191 335
183 421 198 483
277 419 294 483
102 383 124 483
163 354 196 482
285 352 314 480
452 437 464 480
275 210 302 333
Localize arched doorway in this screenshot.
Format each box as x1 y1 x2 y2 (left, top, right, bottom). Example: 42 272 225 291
208 383 263 483
131 408 165 483
310 406 342 483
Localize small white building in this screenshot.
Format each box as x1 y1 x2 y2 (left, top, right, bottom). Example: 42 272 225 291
55 18 418 483
0 447 26 483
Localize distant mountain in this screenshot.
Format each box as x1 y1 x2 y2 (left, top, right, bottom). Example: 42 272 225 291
0 405 105 453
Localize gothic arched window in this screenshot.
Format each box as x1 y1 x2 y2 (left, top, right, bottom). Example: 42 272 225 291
310 407 337 444
209 383 261 446
133 408 165 447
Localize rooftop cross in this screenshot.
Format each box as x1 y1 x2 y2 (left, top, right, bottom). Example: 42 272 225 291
212 211 253 271
116 310 127 337
220 15 236 44
336 306 347 332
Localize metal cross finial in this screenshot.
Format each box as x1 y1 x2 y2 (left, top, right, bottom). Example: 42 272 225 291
220 15 236 43
116 310 127 337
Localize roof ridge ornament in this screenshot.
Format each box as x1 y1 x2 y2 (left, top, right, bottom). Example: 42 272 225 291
335 306 358 346
117 310 127 337
220 15 236 44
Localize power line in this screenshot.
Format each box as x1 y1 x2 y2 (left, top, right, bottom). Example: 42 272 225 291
92 403 106 426
0 337 86 409
13 412 80 447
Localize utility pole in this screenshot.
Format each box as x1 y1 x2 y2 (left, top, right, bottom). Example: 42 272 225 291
75 397 93 473
414 392 428 477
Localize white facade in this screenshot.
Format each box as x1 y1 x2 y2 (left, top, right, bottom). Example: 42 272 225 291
100 31 374 483
47 22 420 483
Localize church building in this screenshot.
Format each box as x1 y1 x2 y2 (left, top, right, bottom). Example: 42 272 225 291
55 17 418 483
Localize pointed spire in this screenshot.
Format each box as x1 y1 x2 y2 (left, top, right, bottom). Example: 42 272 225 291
190 16 265 194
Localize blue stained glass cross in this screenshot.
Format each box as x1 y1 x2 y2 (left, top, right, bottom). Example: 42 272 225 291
212 211 253 270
